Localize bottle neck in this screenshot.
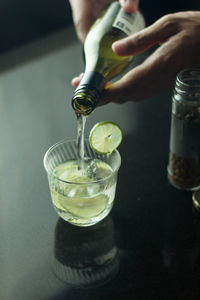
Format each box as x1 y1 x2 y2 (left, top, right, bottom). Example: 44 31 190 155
72 71 106 115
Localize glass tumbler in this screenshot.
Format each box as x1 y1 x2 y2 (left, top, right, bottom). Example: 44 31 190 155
43 139 121 227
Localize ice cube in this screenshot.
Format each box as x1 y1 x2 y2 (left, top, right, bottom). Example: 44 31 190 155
86 183 100 196
67 187 77 198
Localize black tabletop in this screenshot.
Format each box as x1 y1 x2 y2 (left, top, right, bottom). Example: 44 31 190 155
0 29 200 300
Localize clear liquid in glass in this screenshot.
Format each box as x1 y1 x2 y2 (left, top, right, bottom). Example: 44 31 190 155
50 114 116 226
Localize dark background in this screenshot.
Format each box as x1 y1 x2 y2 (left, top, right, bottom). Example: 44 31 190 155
0 0 199 54
0 0 72 53
0 1 200 299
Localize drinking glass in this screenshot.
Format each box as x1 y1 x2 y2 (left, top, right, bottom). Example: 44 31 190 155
43 139 121 227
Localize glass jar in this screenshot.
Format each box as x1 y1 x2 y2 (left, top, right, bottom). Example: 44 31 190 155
167 68 200 191
193 190 200 211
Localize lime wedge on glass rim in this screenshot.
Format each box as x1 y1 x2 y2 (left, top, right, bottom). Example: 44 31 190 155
89 121 122 154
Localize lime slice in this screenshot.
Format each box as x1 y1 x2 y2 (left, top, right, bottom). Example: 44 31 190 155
89 121 122 154
64 194 108 219
51 189 108 218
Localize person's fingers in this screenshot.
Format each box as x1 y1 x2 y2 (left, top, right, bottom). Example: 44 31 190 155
101 33 187 105
72 73 84 87
69 0 95 42
112 14 179 56
119 0 139 13
69 0 114 42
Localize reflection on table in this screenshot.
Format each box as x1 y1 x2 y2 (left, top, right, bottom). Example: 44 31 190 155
53 216 119 288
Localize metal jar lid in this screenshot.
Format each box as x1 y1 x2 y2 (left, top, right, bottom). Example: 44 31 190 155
192 189 200 211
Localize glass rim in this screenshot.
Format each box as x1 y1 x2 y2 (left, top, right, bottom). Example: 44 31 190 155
43 138 121 185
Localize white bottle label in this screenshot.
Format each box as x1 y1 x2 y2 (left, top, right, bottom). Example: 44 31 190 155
113 9 139 36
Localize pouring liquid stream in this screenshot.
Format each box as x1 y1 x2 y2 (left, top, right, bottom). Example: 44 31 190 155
76 113 87 169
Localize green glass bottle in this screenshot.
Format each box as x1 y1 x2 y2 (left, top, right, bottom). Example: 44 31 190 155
72 1 145 115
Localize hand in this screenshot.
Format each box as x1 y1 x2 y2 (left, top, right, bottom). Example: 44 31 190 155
101 11 200 105
69 0 139 43
72 11 200 105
